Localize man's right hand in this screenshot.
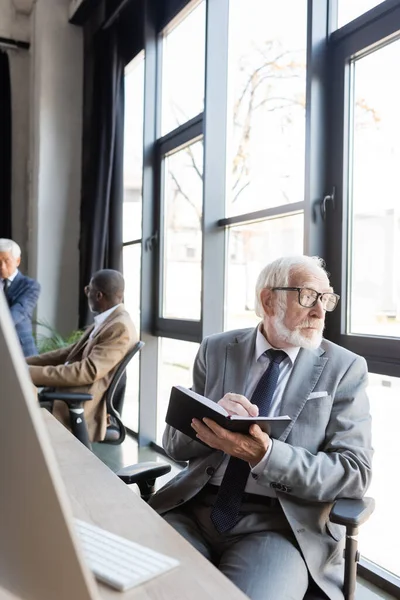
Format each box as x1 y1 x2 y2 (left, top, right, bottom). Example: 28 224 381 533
218 393 259 417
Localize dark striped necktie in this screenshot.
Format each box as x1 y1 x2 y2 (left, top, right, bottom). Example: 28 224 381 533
210 349 287 533
3 279 10 298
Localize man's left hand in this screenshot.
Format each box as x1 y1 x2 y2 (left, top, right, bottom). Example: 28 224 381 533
191 418 270 467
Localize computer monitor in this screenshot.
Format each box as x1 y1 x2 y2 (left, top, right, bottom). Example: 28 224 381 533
0 290 99 600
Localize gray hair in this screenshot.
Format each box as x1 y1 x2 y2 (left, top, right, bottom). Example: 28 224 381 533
0 239 21 259
254 255 329 317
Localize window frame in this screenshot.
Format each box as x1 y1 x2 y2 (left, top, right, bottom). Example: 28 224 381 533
154 117 204 341
153 1 207 343
121 50 146 435
326 3 400 590
326 1 400 378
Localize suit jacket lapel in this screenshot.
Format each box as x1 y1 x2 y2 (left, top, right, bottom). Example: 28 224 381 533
6 271 22 300
224 328 257 396
66 326 94 360
279 346 328 441
89 305 125 342
67 306 126 361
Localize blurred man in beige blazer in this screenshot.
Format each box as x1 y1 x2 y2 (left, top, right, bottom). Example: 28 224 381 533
26 269 138 441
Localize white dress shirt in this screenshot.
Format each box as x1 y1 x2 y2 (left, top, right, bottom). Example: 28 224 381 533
89 304 122 339
1 268 19 289
209 325 300 496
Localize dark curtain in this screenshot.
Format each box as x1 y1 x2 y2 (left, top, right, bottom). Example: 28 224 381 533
79 27 125 327
0 50 12 239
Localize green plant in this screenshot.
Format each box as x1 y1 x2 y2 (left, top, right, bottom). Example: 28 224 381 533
34 320 84 354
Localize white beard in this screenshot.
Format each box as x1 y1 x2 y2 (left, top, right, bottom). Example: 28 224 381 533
272 305 324 350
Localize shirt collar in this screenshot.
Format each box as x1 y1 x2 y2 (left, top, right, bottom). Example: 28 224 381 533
93 304 121 329
255 323 300 365
1 269 19 284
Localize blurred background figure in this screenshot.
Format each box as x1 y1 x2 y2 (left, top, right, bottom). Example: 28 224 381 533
0 238 41 357
26 269 138 442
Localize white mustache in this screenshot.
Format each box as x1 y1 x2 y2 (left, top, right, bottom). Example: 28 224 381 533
296 320 324 330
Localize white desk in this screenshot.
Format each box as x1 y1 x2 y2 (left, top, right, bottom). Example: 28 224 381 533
42 411 248 600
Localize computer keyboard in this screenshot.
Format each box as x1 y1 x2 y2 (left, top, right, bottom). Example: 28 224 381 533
74 518 180 592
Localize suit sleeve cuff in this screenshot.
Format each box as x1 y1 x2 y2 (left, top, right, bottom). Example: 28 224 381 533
250 440 273 474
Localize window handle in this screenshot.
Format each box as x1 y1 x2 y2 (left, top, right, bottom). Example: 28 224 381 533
320 186 335 221
145 232 158 252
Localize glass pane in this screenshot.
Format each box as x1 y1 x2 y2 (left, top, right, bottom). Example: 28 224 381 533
225 213 304 331
348 42 400 338
123 52 144 243
156 338 199 444
226 0 307 217
161 0 205 136
360 373 400 578
122 244 141 432
338 1 385 29
163 140 203 320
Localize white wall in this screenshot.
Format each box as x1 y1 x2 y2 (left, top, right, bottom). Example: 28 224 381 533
0 0 31 260
0 0 30 41
1 0 83 335
30 0 83 334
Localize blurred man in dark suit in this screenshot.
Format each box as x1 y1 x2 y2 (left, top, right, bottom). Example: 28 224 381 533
0 238 40 357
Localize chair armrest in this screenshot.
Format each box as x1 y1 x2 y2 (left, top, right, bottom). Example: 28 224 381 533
330 497 375 530
39 389 93 405
116 461 171 485
116 461 172 502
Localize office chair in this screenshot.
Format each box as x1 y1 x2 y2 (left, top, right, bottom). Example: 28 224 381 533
329 497 375 600
100 340 145 445
38 340 145 449
117 461 172 502
116 460 374 600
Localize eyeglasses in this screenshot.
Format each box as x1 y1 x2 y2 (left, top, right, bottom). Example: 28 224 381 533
271 287 340 312
84 285 99 296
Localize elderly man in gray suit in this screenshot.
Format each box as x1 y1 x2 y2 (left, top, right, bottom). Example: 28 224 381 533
150 255 373 600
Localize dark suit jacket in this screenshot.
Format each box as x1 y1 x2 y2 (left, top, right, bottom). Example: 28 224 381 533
6 271 40 357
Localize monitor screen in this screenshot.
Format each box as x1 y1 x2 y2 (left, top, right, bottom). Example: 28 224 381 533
0 289 98 600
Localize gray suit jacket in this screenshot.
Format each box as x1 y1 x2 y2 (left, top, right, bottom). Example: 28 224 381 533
150 327 373 600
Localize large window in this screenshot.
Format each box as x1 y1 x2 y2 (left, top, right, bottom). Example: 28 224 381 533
337 0 386 29
226 0 307 217
223 0 306 333
328 2 400 590
347 42 400 338
161 0 205 135
152 0 206 440
162 139 203 320
123 52 144 245
156 338 199 444
122 52 145 433
360 373 400 578
122 244 141 432
225 214 304 330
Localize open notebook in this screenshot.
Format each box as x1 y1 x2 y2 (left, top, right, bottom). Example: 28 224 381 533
165 385 291 441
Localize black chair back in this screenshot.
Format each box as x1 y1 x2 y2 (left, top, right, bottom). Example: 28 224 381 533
102 340 144 445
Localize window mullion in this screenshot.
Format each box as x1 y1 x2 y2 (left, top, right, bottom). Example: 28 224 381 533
201 0 230 338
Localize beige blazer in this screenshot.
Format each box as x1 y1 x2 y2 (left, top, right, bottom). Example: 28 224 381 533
150 327 373 600
27 306 138 441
